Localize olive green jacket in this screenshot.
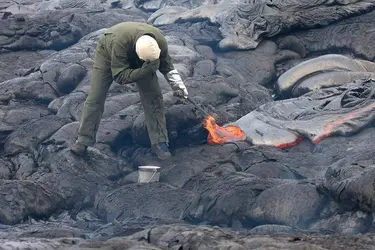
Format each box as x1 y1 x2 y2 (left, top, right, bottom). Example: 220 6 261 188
103 22 175 84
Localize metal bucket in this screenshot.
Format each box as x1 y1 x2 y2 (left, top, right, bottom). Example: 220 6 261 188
138 166 161 183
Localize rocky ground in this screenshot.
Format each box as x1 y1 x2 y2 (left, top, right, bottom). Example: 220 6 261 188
1 0 375 249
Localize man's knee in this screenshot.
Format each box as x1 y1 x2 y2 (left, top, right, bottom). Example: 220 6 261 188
85 98 104 106
142 93 164 109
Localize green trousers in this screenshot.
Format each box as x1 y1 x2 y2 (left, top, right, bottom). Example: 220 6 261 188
77 34 169 147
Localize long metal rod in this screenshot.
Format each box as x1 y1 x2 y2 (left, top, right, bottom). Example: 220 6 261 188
186 97 211 117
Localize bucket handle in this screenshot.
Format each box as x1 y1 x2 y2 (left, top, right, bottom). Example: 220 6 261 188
138 169 158 183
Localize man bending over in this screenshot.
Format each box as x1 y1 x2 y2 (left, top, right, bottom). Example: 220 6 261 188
70 22 188 160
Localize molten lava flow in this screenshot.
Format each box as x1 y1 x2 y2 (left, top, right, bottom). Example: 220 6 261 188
276 137 304 149
203 115 246 144
313 102 375 144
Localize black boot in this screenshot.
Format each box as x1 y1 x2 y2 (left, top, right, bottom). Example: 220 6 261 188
70 141 88 156
152 142 172 160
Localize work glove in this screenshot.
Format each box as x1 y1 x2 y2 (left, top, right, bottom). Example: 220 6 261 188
164 69 188 99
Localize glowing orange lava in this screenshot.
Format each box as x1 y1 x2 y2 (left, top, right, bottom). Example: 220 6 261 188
203 116 246 144
313 102 375 144
276 137 304 149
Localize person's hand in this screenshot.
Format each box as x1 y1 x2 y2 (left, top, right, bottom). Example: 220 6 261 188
142 59 160 73
173 85 188 99
125 59 160 83
165 69 188 99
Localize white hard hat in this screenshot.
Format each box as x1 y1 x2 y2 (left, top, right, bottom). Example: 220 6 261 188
135 35 161 62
